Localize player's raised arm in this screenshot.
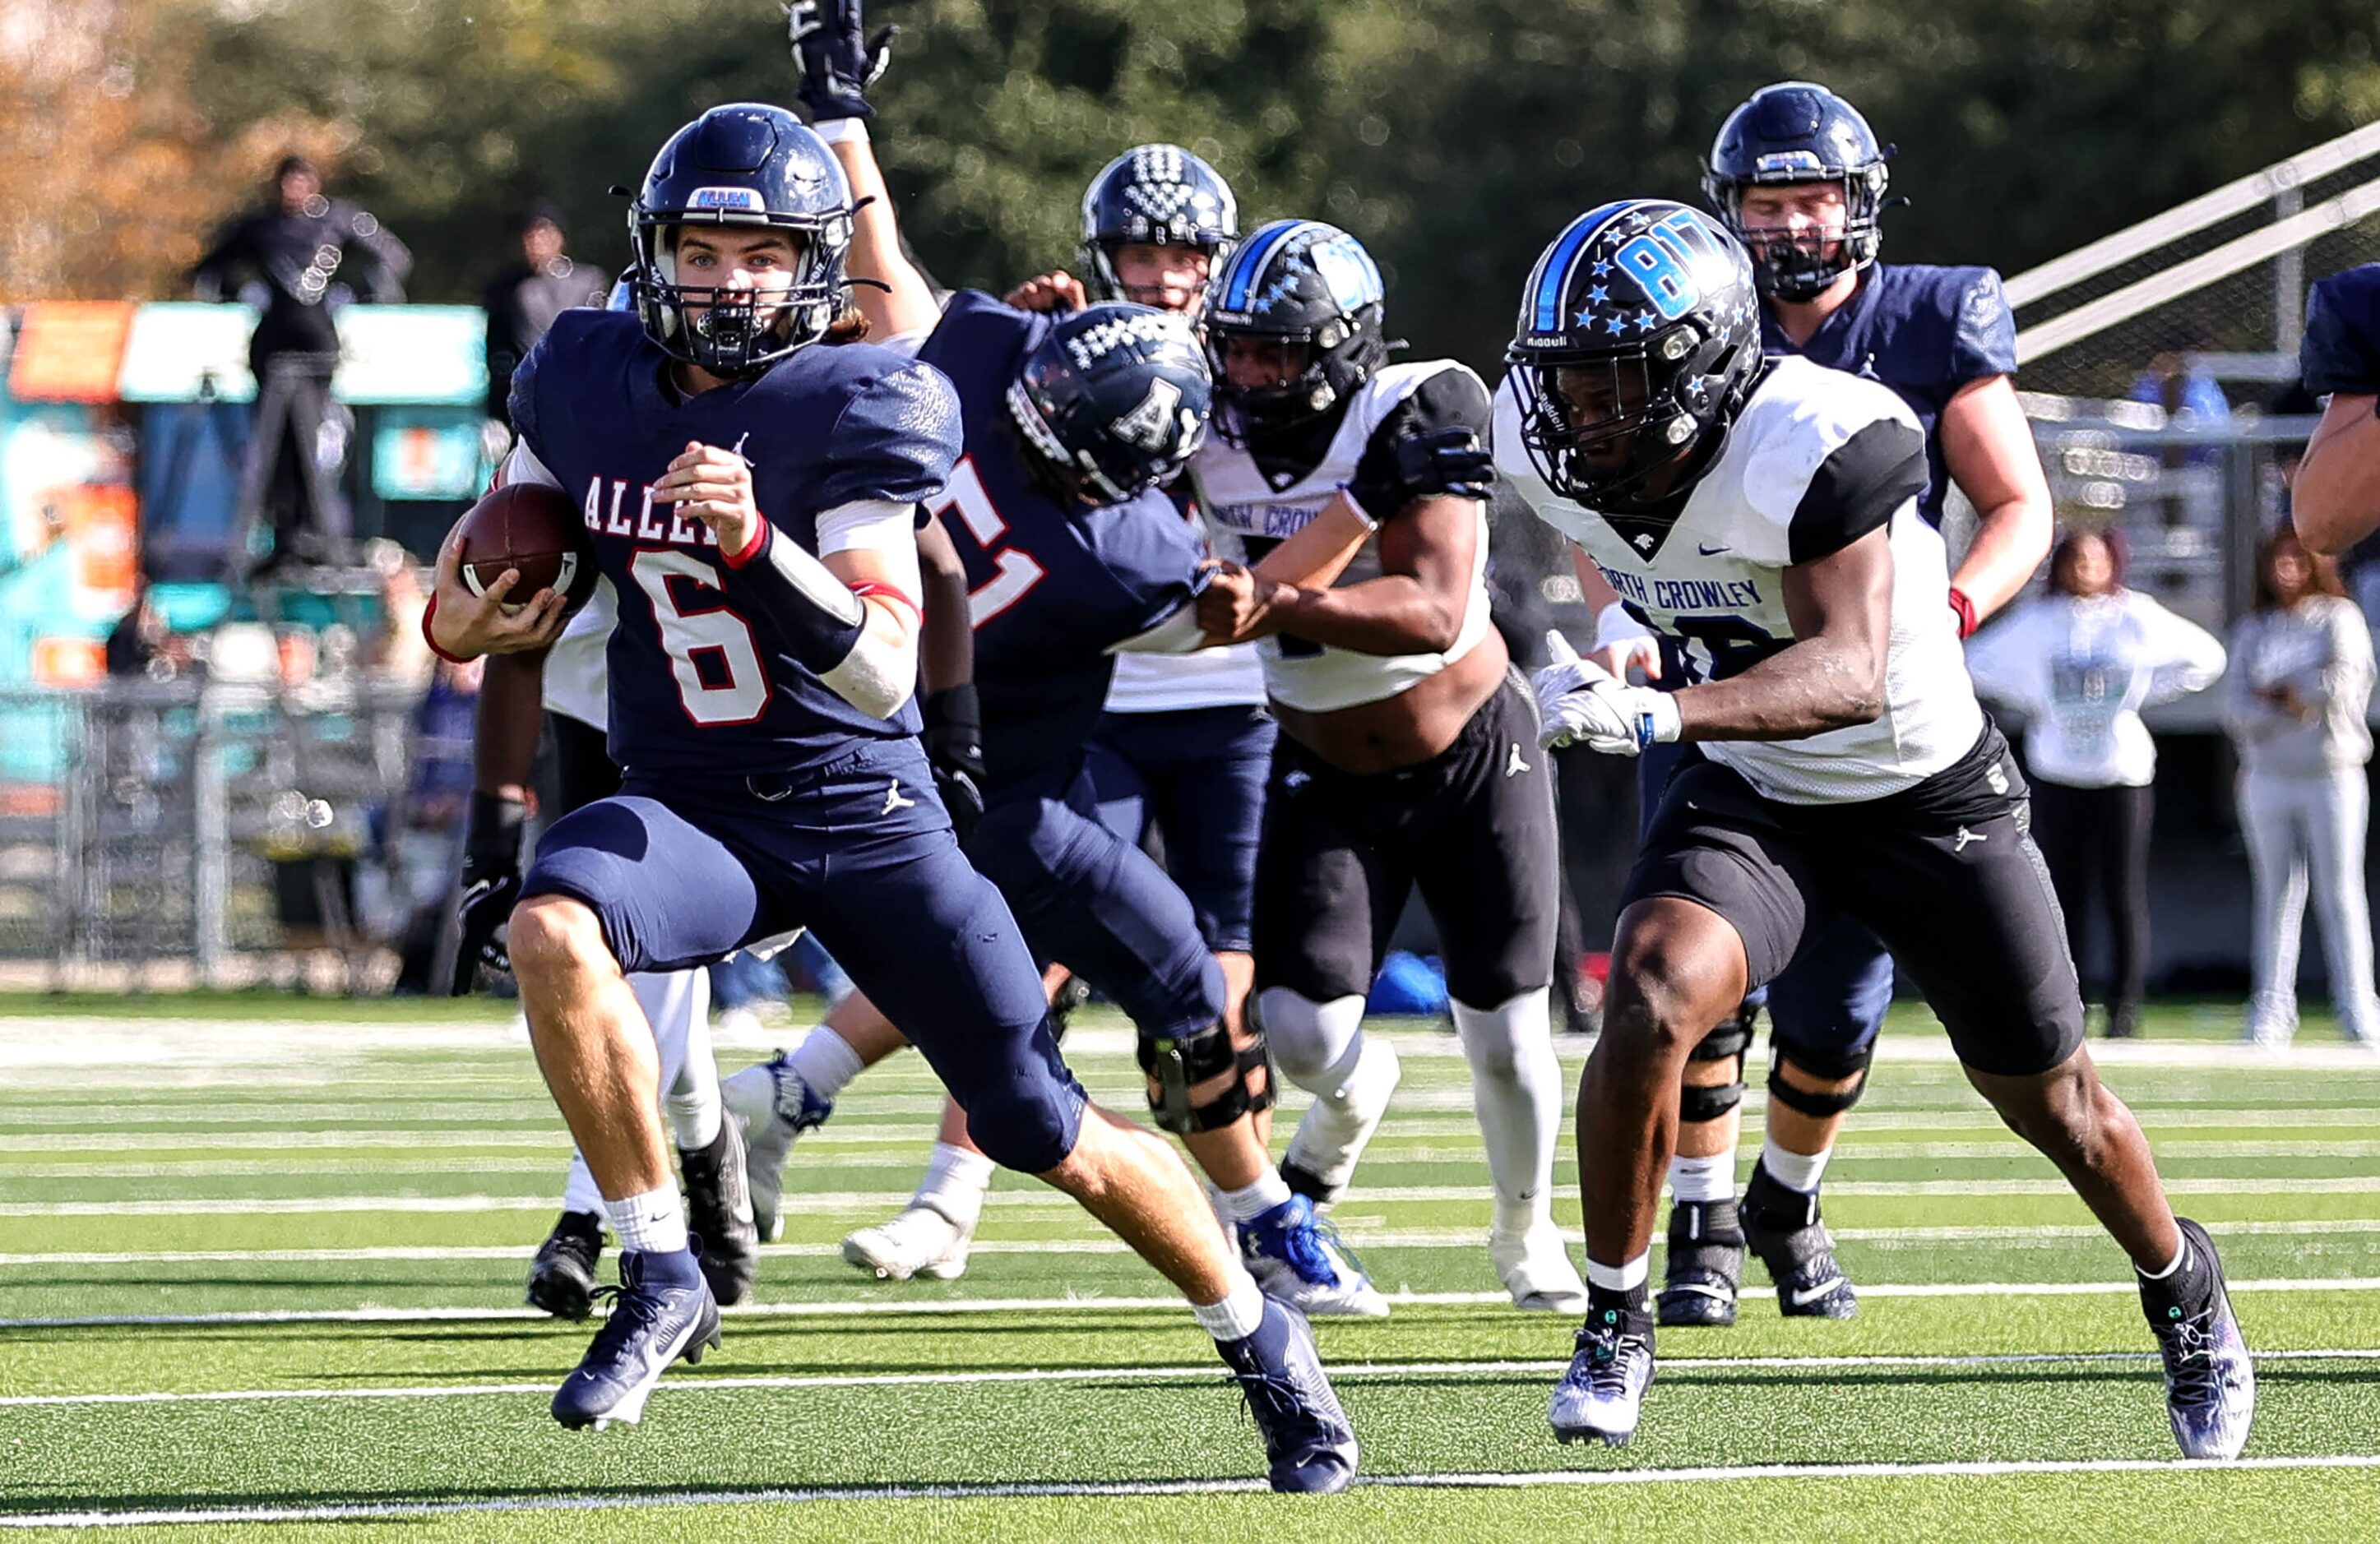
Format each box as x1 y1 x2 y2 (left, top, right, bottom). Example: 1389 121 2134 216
792 0 940 340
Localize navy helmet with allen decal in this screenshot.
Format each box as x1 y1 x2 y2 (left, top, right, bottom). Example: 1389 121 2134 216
1702 81 1892 301
1080 144 1239 307
1506 199 1762 512
1202 218 1391 441
628 103 854 377
1007 303 1213 506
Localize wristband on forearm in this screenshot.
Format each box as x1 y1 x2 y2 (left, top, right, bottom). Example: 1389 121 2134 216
1948 586 1979 640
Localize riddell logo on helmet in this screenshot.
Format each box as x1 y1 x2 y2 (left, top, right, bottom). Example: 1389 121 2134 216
688 187 765 212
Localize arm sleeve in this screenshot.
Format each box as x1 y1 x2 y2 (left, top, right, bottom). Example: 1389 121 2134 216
1947 267 2018 385
814 498 919 558
2303 266 2380 398
1787 418 1928 563
817 363 964 510
1345 366 1493 518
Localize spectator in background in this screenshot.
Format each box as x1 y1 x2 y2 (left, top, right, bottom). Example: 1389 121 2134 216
2294 263 2380 560
191 155 410 575
2225 528 2380 1047
361 538 433 691
1965 529 2227 1038
483 202 609 432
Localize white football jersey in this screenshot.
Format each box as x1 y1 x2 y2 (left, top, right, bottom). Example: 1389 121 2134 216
1193 360 1494 713
1495 354 1983 803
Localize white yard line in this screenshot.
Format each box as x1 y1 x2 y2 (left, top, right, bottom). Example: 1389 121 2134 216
2 1347 2375 1410
6 1277 2377 1332
2 1453 2377 1527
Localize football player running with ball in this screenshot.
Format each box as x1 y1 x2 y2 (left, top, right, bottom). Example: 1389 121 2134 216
1498 201 2253 1457
424 95 1357 1491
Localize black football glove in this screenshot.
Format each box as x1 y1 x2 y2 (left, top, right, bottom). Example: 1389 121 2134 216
1350 423 1497 515
450 791 526 996
921 684 987 844
787 0 898 123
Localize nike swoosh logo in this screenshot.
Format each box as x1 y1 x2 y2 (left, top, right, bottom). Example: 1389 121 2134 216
1791 1278 1846 1306
1698 543 1729 557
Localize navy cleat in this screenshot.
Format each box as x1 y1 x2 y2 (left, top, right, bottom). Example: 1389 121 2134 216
1243 1193 1389 1317
1216 1297 1359 1492
1741 1163 1856 1319
720 1050 836 1242
2142 1217 2256 1459
1550 1297 1655 1447
1656 1197 1743 1329
525 1209 604 1321
679 1119 760 1306
550 1249 720 1431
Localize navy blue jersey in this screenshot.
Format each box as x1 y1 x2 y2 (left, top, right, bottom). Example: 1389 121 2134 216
1761 262 2016 528
510 309 959 777
916 291 1206 790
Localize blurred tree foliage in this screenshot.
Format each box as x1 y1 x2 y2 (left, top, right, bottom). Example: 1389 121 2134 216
17 0 2380 371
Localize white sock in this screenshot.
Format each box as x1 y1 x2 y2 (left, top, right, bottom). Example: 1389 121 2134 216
605 1185 688 1255
1585 1252 1650 1292
913 1141 996 1227
1221 1171 1294 1224
1190 1272 1268 1342
1761 1134 1832 1195
1452 989 1564 1238
1669 1151 1736 1205
787 1024 868 1103
560 1153 604 1217
665 1000 722 1151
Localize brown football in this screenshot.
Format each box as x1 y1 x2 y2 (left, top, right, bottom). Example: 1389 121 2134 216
455 481 598 614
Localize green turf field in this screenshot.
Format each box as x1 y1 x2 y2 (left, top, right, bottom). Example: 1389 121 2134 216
2 1001 2376 1540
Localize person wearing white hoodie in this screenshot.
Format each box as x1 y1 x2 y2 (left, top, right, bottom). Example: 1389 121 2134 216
1964 529 2226 1038
2225 525 2380 1046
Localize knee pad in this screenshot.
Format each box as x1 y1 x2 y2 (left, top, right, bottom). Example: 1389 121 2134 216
1254 987 1365 1088
1137 1019 1273 1135
1767 1042 1873 1119
1678 1009 1754 1126
1449 987 1553 1081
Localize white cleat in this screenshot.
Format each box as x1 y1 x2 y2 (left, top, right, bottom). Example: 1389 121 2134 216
1243 1195 1391 1318
1280 1037 1402 1203
842 1204 975 1282
720 1050 833 1243
1491 1222 1589 1314
1549 1306 1655 1447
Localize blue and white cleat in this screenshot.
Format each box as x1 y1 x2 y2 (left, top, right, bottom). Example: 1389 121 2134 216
550 1250 720 1431
720 1049 836 1242
1243 1194 1389 1318
1549 1301 1655 1447
1217 1297 1359 1493
2144 1218 2256 1459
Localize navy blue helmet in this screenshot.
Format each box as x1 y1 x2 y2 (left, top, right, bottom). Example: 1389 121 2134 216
1202 219 1390 441
1007 303 1212 506
1080 145 1239 307
1507 200 1763 511
629 104 854 377
1702 82 1892 302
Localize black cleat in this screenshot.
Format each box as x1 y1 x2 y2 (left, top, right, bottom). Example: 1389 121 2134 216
526 1209 605 1321
1657 1197 1745 1328
680 1119 760 1306
1742 1163 1857 1319
2142 1218 2256 1458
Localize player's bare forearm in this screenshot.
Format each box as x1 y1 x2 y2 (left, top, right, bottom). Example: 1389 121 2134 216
474 650 549 800
827 136 941 339
1674 526 1891 741
2292 395 2380 556
1940 375 2052 621
1248 492 1373 591
915 514 973 694
1255 493 1477 655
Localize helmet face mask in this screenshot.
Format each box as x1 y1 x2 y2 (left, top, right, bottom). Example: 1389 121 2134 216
1202 220 1390 442
1508 200 1764 513
1008 303 1212 509
1702 82 1891 302
1081 145 1239 310
631 104 854 379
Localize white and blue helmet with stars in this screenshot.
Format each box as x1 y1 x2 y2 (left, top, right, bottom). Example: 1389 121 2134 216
1506 199 1762 511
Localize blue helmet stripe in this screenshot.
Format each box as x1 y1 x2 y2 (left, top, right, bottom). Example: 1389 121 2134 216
1221 220 1308 312
1528 201 1639 333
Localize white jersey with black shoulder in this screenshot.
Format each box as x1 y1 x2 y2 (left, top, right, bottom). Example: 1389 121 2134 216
1494 354 1984 804
1192 359 1495 714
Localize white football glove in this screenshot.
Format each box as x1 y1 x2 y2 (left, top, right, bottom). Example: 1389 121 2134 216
1534 631 1682 756
1591 600 1662 683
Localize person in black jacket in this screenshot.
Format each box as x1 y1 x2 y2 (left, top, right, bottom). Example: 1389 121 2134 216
483 202 609 429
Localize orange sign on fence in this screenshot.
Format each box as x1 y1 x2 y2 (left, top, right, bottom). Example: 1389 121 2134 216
9 302 137 403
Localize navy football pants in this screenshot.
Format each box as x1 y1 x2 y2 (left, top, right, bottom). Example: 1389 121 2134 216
520 737 1085 1174
1082 705 1275 955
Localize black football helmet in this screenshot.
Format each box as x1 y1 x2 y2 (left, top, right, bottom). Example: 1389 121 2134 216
1080 145 1239 309
1507 200 1763 515
1202 219 1390 441
1702 81 1891 302
1007 303 1212 506
629 104 854 377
